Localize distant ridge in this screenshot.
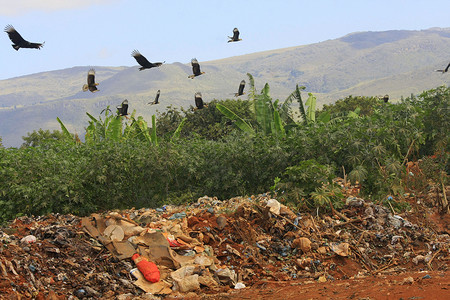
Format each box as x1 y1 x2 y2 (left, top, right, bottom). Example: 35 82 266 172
1 27 450 147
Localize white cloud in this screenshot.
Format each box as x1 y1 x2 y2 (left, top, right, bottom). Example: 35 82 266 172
1 0 119 16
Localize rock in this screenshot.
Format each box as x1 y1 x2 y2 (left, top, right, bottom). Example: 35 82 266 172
402 276 414 285
412 255 425 265
292 237 311 252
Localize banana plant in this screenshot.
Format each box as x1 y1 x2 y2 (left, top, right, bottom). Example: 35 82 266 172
151 115 158 146
85 107 123 143
305 93 317 122
216 103 254 134
56 117 76 144
217 74 287 136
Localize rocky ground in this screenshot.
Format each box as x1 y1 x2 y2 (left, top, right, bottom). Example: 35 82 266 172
0 178 448 299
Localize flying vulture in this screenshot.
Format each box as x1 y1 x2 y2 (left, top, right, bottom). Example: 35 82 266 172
188 58 205 79
148 90 161 105
194 92 206 110
5 25 45 51
228 28 242 43
117 100 129 116
4 24 44 51
235 80 246 97
435 62 450 73
131 50 164 71
82 69 99 92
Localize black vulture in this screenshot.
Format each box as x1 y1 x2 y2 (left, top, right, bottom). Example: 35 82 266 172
82 69 99 92
117 100 129 116
380 94 389 103
194 92 206 110
435 62 450 73
188 58 205 79
228 28 242 43
131 50 164 71
4 25 44 51
235 80 246 97
148 90 161 105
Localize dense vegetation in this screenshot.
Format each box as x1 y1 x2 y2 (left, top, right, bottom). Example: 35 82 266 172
0 81 448 223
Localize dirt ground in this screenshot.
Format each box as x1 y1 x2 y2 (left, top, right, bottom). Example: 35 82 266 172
206 270 449 300
0 174 448 299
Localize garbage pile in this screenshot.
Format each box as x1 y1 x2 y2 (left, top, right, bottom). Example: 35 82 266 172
0 181 448 299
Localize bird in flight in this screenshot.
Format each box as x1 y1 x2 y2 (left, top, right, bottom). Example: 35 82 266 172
228 28 242 43
194 92 207 110
235 80 246 97
131 50 164 71
188 58 205 79
4 24 44 51
117 100 129 117
435 62 450 73
82 69 99 92
148 90 161 105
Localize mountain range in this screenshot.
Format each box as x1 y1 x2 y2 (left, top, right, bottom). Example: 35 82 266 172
1 27 450 147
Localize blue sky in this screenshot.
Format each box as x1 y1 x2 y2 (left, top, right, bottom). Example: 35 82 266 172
1 0 449 80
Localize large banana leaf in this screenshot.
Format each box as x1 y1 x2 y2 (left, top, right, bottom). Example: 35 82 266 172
171 117 187 141
136 116 152 144
317 111 331 123
216 103 255 134
106 117 123 141
56 117 74 143
247 73 256 114
286 85 307 123
272 100 285 137
151 115 158 146
305 93 316 122
255 83 273 134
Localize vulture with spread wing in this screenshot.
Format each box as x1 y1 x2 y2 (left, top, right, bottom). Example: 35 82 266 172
228 28 242 43
4 25 44 50
435 62 450 74
188 58 205 79
149 90 161 105
131 50 164 71
117 100 129 116
194 92 206 110
235 80 246 97
82 69 99 92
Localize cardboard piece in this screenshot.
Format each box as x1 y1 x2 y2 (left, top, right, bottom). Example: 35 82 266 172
131 268 172 294
112 241 136 260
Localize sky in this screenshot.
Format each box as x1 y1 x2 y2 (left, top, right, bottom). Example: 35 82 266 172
1 0 450 80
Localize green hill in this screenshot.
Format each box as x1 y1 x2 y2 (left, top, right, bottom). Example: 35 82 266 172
1 27 450 147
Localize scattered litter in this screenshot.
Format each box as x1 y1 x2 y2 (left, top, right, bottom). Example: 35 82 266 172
0 179 448 298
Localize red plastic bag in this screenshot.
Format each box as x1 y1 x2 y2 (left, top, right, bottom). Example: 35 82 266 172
132 253 160 283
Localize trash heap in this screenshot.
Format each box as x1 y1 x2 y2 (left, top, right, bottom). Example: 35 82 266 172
0 182 448 299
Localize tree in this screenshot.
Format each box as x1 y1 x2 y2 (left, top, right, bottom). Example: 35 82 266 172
320 95 382 117
21 129 66 148
156 99 255 140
